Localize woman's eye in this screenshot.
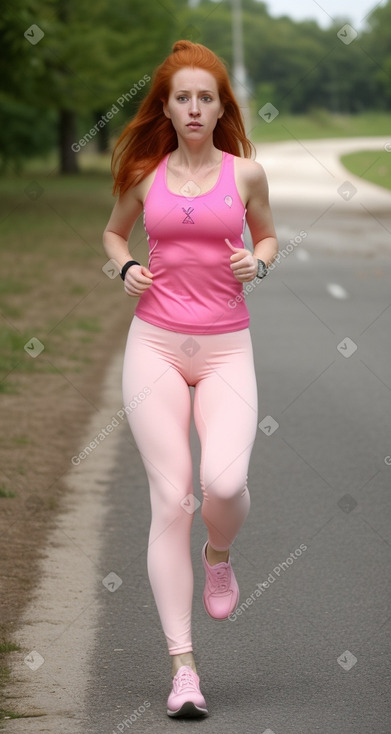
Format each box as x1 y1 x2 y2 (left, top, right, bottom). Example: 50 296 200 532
177 96 188 102
201 96 212 102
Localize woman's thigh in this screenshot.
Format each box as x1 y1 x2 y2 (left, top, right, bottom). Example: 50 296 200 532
122 317 193 509
193 329 258 496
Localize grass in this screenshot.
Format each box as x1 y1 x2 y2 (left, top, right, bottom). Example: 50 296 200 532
340 150 391 191
0 640 22 723
251 110 391 143
0 487 16 498
0 169 117 392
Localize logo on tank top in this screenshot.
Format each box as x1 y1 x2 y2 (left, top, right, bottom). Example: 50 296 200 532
182 206 195 224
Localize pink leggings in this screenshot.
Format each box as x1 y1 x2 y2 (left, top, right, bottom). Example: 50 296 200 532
122 315 258 655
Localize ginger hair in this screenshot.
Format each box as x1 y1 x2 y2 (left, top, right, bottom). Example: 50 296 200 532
111 40 254 196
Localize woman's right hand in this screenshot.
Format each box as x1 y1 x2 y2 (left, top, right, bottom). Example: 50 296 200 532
124 264 154 297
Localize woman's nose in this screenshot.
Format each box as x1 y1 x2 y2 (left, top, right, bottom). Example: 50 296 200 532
189 97 200 115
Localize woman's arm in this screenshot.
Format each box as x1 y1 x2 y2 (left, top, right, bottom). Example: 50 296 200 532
103 187 154 296
230 160 279 282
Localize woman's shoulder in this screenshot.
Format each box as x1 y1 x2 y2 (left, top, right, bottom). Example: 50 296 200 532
133 157 166 203
231 154 269 203
231 154 267 182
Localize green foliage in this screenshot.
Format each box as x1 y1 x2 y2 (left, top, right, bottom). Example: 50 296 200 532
361 1 391 107
0 95 56 172
1 0 391 171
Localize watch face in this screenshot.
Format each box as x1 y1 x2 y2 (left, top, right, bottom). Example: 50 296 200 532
257 260 267 278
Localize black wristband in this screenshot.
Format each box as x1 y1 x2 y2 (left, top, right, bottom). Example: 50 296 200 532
120 260 141 280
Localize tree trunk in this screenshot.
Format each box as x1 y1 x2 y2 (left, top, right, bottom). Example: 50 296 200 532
95 110 110 153
59 109 79 174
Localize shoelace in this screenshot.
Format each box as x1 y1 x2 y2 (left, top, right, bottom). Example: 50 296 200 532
209 566 230 594
174 668 199 693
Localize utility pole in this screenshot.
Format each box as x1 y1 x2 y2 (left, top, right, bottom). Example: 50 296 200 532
231 0 251 134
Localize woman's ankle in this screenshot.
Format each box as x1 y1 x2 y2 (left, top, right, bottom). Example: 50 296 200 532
205 542 229 566
171 652 196 676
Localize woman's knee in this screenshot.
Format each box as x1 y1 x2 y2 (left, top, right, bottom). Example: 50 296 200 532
201 471 249 502
149 479 196 523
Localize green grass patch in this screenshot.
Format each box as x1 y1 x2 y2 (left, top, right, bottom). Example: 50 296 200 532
0 486 16 498
340 150 391 191
0 328 48 382
0 171 113 260
251 110 391 143
0 641 20 656
11 435 31 446
0 640 22 722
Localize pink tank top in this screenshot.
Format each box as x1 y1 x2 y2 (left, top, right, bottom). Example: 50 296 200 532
134 151 250 334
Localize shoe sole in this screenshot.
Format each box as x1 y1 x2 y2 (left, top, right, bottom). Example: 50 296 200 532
167 701 208 718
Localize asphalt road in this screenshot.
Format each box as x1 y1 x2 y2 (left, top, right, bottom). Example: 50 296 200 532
81 194 391 731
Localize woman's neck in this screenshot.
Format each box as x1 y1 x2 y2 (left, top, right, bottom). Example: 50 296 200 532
169 141 222 174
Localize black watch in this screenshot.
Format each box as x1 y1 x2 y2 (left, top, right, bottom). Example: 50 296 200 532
256 258 268 279
120 260 140 280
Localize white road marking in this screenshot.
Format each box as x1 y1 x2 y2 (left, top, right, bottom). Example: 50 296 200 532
327 282 349 299
295 248 310 261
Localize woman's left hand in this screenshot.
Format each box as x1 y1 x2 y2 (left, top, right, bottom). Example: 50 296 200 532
225 239 257 283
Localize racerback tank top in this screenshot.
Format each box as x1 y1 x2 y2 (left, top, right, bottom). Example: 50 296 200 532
134 150 250 334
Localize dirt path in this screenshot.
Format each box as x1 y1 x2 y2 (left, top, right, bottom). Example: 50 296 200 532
3 351 126 731
257 136 391 209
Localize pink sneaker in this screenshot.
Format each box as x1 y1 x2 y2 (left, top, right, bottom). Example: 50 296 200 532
202 542 239 619
167 665 208 718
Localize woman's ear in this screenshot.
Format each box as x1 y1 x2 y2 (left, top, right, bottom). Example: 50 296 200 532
162 100 171 119
218 105 224 119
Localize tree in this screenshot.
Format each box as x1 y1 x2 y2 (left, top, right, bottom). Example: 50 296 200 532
0 0 181 173
361 0 391 108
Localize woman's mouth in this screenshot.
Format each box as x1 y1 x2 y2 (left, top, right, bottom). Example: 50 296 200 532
187 122 202 128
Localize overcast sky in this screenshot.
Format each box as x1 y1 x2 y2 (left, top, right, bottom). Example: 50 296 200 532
265 0 387 29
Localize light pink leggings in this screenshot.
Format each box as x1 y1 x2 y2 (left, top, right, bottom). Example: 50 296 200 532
122 315 258 655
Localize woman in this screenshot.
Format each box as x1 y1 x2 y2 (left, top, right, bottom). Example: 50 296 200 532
103 39 278 718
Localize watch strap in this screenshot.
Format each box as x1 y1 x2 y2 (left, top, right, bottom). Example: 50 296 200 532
120 260 141 280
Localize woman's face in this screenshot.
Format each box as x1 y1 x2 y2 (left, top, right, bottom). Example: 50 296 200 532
163 67 224 143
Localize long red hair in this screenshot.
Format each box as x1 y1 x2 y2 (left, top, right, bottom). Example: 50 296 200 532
111 40 254 196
